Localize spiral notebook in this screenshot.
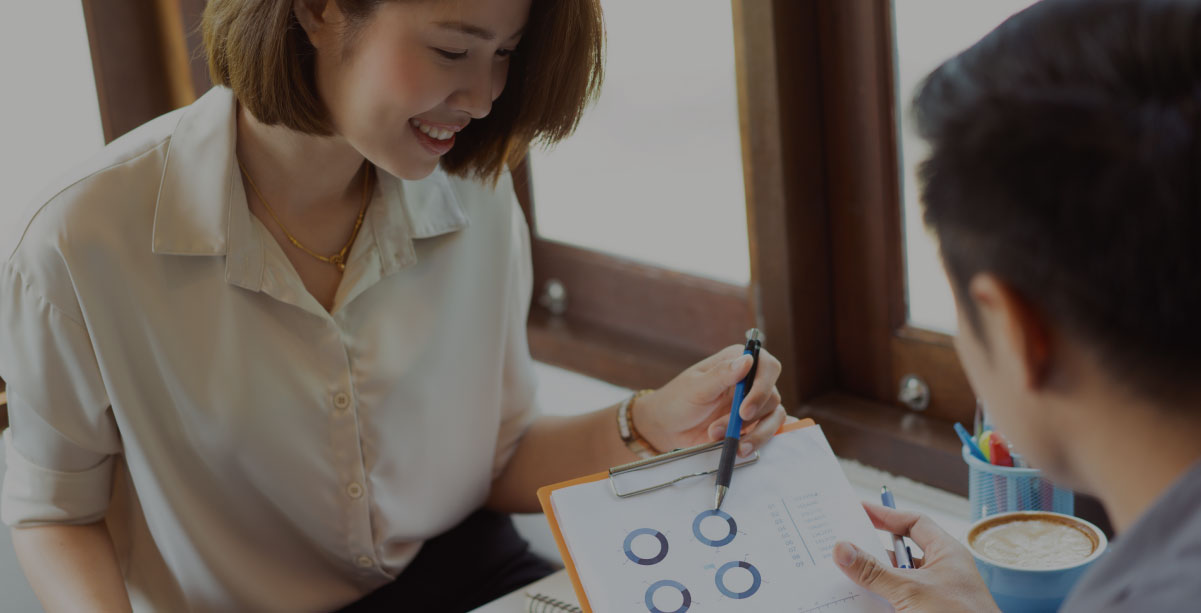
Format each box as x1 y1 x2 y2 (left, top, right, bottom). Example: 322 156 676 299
524 592 582 613
537 420 894 613
521 570 582 612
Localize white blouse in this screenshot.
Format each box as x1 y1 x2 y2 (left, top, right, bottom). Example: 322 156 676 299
0 87 538 612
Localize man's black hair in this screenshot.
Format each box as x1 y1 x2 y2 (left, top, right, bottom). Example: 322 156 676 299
914 0 1201 400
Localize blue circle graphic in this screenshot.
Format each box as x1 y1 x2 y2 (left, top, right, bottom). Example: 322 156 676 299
715 560 762 599
624 528 669 565
692 509 738 547
644 579 692 613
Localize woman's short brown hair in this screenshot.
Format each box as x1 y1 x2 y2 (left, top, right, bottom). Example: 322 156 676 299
203 0 604 181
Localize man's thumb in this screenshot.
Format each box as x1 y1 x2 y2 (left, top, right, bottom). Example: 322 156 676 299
834 541 903 599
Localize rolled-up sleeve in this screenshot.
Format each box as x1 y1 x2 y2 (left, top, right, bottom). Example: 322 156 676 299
0 261 119 527
491 192 539 479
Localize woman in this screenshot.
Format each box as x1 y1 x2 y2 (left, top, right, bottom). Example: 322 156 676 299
0 1 786 611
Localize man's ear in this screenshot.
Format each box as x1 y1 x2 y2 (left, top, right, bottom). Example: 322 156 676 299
968 274 1053 390
293 0 335 48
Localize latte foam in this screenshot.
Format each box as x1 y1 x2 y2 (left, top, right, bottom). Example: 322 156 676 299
970 518 1095 569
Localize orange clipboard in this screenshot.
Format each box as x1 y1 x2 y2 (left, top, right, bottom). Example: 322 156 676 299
535 418 817 612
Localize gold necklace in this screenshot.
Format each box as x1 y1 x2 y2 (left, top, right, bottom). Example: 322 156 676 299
237 160 372 272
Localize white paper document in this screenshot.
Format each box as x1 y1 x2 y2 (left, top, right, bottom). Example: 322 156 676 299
550 425 894 613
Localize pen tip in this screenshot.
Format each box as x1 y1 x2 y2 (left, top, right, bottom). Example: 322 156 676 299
881 485 889 494
714 486 727 511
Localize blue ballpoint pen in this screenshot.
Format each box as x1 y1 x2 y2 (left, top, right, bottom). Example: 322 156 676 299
881 486 914 569
954 422 989 463
713 328 762 511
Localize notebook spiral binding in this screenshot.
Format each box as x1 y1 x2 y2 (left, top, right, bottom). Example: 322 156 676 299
525 592 583 613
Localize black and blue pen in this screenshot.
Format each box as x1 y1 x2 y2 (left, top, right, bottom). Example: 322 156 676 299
713 328 762 511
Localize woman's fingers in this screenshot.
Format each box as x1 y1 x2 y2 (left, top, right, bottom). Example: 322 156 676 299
692 348 782 419
755 385 783 422
693 353 755 404
706 415 745 440
738 349 782 420
707 418 727 441
738 405 787 456
695 344 747 372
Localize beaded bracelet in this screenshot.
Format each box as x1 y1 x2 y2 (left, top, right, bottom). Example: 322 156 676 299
616 389 658 459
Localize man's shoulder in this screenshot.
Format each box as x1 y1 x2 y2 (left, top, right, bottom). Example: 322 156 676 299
1063 467 1201 612
1064 545 1201 612
1076 560 1201 612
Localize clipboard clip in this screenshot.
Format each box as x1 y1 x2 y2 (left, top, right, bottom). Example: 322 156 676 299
608 439 759 498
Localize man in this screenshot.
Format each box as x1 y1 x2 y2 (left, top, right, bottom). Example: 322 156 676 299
831 0 1201 610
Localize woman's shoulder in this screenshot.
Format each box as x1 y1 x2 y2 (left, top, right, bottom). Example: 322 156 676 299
442 166 515 200
440 166 517 215
438 167 527 242
1 106 189 301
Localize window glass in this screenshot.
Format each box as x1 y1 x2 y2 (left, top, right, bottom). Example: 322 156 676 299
0 3 104 231
893 0 1040 334
529 0 750 286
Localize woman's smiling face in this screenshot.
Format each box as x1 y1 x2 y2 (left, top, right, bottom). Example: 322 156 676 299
299 0 530 179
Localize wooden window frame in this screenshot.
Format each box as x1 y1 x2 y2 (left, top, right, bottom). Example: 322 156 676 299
513 163 757 392
516 0 824 406
720 0 1108 528
799 0 976 494
519 0 975 492
80 0 203 142
816 0 976 424
519 0 1100 529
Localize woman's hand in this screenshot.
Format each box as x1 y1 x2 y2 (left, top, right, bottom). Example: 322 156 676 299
833 503 1001 612
633 344 789 455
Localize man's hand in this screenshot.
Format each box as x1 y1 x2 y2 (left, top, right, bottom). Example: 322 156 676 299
833 503 1001 613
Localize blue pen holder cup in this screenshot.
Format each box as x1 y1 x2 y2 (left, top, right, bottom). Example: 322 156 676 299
963 446 1073 522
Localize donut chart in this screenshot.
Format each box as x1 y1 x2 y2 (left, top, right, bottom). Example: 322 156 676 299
644 579 692 613
624 528 670 565
692 509 738 547
715 560 762 599
625 512 762 608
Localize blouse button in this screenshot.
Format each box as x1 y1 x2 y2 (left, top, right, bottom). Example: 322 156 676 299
347 482 364 499
356 556 373 568
333 392 351 411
